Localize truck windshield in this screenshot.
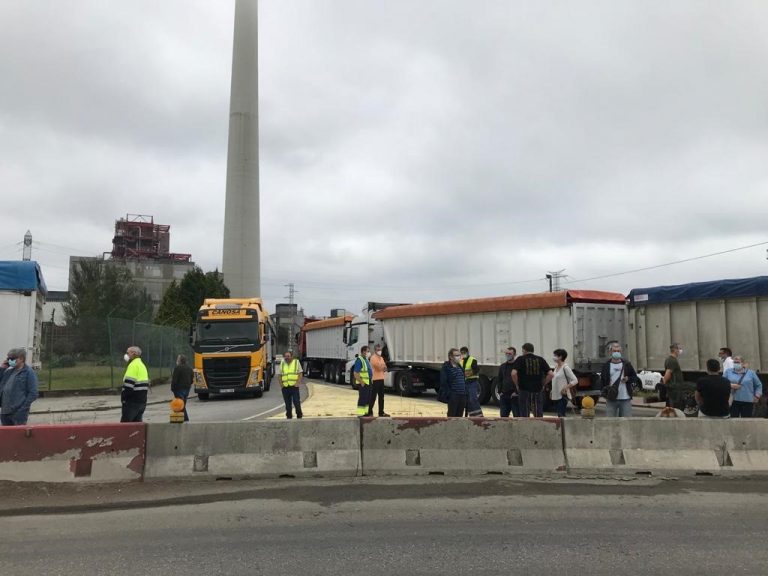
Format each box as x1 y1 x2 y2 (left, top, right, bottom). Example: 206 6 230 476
195 321 261 348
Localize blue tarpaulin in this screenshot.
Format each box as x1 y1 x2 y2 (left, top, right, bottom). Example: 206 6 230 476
0 261 47 295
628 276 768 306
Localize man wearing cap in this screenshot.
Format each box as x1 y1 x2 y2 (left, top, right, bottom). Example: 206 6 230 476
0 348 39 426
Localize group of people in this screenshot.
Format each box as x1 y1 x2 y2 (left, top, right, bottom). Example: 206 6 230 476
694 347 763 418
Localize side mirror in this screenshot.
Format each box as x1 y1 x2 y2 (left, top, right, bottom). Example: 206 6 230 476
343 327 349 345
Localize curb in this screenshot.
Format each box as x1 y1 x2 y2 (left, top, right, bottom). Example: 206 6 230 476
30 393 198 416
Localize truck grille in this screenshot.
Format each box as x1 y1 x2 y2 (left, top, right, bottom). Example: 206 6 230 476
203 357 250 389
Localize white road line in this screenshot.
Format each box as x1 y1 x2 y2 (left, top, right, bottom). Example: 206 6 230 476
241 403 285 421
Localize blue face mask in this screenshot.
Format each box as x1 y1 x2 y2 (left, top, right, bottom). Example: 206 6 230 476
611 352 622 360
733 363 743 371
7 359 17 368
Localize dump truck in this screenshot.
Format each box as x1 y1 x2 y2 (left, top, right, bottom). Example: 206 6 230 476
373 290 628 406
191 298 275 400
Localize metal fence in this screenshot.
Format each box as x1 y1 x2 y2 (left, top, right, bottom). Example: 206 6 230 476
40 317 190 392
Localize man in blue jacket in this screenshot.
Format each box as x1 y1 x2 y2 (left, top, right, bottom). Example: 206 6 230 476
440 348 467 417
0 348 39 426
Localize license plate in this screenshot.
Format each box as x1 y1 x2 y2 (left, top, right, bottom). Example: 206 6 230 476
219 388 235 394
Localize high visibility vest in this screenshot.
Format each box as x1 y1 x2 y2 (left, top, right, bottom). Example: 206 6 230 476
463 356 479 381
123 358 150 392
356 357 371 385
280 359 301 387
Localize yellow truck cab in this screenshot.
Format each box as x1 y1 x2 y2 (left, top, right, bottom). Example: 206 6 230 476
192 298 275 400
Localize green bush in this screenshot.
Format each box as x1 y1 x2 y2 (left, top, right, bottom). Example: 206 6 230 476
54 355 76 368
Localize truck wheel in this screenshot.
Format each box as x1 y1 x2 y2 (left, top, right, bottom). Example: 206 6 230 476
252 388 263 399
265 368 272 391
395 372 413 396
478 375 493 405
324 364 331 382
492 379 502 405
335 364 345 384
198 392 209 402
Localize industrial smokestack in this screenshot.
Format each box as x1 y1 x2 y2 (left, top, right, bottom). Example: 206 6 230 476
222 0 260 297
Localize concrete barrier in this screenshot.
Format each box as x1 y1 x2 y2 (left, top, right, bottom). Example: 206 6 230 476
144 420 361 479
0 424 146 482
360 417 566 476
564 418 768 476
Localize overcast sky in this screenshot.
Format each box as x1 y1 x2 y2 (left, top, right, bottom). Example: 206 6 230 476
1 0 767 317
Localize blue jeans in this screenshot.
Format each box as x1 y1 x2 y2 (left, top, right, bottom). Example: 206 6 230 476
174 390 190 422
282 386 302 419
499 393 519 418
465 379 483 417
519 389 543 417
605 399 632 417
0 410 29 426
553 396 568 418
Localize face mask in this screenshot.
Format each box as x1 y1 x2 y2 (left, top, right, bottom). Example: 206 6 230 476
365 352 371 359
461 354 468 359
505 354 514 361
678 349 684 356
452 355 462 363
7 359 17 368
123 353 130 363
734 363 743 371
611 352 622 360
375 350 382 356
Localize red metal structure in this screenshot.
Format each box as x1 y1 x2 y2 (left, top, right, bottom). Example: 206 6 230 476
108 214 191 262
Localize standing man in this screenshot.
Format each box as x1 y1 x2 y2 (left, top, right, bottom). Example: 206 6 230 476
718 347 734 374
170 354 194 422
696 359 732 418
440 348 467 417
121 346 149 423
497 347 519 418
461 346 483 417
724 355 762 418
600 342 640 417
511 343 553 418
353 346 373 417
662 343 685 407
0 348 38 426
278 350 303 419
367 344 389 417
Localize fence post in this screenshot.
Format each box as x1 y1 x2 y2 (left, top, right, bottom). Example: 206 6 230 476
107 316 114 389
159 330 164 380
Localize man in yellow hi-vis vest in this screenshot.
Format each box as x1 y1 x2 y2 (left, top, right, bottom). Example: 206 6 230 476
461 346 484 417
279 350 303 419
121 346 150 422
354 346 373 416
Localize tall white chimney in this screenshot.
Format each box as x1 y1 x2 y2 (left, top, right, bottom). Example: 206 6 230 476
222 0 260 297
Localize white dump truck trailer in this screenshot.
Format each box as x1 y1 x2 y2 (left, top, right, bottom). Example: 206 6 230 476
627 276 768 382
373 290 628 405
0 261 47 369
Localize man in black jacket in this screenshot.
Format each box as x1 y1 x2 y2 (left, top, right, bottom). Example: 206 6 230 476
497 347 519 418
600 342 640 417
171 354 194 422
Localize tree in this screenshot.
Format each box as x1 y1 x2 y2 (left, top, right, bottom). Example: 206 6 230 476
155 267 230 326
63 259 153 354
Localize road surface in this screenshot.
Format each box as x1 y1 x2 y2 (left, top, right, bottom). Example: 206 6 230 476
2 477 765 575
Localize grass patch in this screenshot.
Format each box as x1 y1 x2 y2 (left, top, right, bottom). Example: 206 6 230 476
39 363 172 391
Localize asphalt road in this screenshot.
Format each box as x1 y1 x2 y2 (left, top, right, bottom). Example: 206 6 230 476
2 477 766 575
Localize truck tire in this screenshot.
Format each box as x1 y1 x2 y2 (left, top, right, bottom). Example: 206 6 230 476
265 366 272 391
395 371 413 396
491 379 502 405
197 392 209 402
324 363 332 382
478 375 493 405
335 363 345 385
252 388 263 399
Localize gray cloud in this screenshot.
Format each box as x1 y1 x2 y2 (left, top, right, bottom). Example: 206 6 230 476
1 0 766 316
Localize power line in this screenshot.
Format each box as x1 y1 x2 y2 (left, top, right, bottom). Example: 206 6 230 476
565 240 768 285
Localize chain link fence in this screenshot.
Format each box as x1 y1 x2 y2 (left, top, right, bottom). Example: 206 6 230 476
40 317 190 392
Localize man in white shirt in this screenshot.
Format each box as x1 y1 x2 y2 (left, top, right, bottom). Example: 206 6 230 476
719 347 734 374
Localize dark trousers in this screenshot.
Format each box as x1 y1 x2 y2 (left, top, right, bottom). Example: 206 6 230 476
730 400 754 418
553 396 568 418
447 392 467 417
174 389 190 422
357 384 371 416
282 386 302 419
465 379 484 417
518 389 543 418
121 401 146 423
0 411 29 426
368 379 386 415
499 393 520 418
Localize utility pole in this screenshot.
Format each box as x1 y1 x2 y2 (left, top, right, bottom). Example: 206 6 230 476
22 230 32 261
546 269 566 292
285 283 298 352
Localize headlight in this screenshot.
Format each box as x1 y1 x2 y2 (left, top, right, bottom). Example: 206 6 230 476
194 370 207 387
247 368 261 386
